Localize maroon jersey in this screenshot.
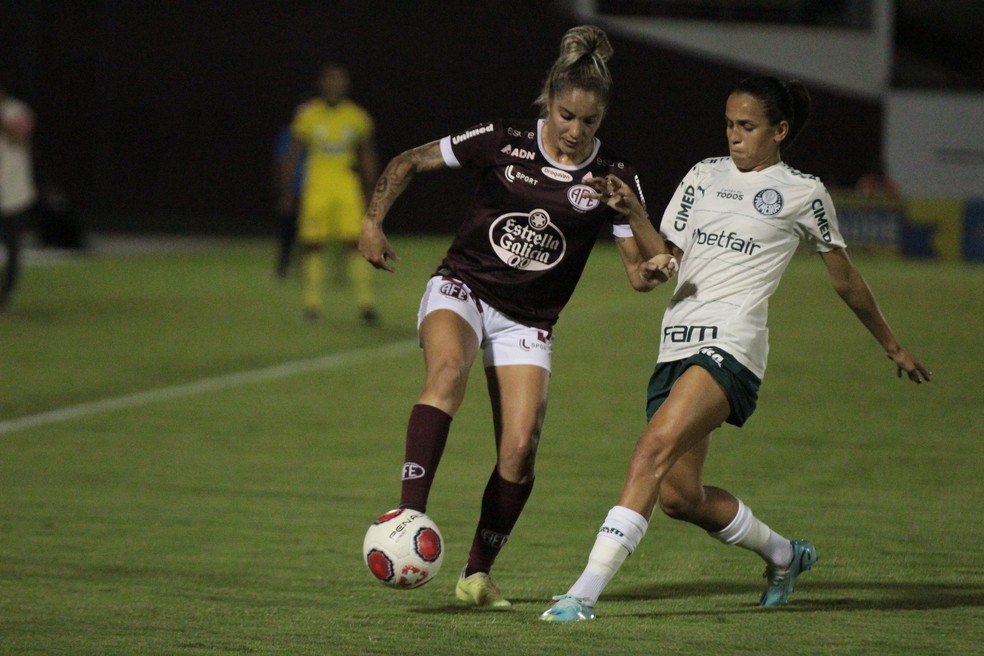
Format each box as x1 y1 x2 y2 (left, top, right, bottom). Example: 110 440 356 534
438 118 645 329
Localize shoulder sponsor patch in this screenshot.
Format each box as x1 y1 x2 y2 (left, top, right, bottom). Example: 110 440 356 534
451 123 493 145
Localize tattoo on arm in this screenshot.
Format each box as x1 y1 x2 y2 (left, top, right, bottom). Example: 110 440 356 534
366 141 443 225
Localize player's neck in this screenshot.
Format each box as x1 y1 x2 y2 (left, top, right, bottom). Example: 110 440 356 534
540 122 591 166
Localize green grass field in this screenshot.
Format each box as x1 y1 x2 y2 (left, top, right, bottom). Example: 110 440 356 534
1 236 981 655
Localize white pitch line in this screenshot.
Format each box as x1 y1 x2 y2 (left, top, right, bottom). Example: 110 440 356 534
0 339 418 436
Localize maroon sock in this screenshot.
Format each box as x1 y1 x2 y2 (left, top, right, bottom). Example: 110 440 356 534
398 404 452 513
463 469 534 576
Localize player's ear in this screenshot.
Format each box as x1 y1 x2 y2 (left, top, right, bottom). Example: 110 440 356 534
773 120 790 143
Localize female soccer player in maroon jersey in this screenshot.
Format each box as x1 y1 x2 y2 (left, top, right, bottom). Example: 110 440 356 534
359 25 675 608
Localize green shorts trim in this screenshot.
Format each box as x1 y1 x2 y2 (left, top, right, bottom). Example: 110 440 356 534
646 347 761 427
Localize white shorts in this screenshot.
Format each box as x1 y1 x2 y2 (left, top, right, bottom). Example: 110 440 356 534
417 274 553 372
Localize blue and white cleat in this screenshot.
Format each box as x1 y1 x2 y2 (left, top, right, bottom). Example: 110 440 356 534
760 539 817 607
540 594 596 622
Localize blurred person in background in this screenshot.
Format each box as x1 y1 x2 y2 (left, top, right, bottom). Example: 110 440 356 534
855 157 901 198
271 123 304 280
273 121 347 284
278 63 380 326
541 76 932 622
359 25 676 610
0 84 38 311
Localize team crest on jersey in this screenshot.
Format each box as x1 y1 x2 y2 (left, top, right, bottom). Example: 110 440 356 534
567 185 600 213
488 209 566 271
753 188 784 216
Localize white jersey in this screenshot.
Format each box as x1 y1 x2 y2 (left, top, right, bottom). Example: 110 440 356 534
0 96 37 215
657 157 846 379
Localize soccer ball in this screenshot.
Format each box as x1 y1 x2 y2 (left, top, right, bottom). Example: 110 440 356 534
363 508 444 589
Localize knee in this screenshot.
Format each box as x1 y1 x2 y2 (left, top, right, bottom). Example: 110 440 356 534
497 431 540 482
626 430 677 481
658 487 704 521
425 356 470 395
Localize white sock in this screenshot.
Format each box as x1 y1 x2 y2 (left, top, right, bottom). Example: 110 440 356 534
709 499 792 569
568 506 649 601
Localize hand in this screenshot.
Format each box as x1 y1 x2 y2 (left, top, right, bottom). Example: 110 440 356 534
359 218 400 273
583 173 643 217
641 253 678 285
887 347 933 384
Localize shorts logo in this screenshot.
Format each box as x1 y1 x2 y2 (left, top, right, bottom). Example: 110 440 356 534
402 462 425 480
542 166 573 182
489 209 566 271
698 347 725 367
567 184 600 212
753 188 783 216
438 279 469 301
519 330 552 352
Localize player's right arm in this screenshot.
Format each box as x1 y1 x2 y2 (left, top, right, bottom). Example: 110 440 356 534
359 140 447 272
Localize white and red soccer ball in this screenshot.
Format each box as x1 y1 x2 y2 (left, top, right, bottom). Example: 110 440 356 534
363 508 444 589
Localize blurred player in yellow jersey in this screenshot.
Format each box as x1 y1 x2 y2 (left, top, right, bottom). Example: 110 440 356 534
279 63 381 326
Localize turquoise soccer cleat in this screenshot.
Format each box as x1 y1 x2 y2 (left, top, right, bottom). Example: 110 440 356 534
540 594 596 622
760 539 817 607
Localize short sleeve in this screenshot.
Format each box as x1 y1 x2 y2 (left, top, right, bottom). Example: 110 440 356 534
442 121 501 169
800 184 847 252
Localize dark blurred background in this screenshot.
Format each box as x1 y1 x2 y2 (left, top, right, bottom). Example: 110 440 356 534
1 0 980 236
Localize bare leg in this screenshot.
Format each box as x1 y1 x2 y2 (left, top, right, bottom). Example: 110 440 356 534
561 367 729 605
399 310 480 512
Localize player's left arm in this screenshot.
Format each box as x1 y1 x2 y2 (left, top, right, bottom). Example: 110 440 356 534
614 235 677 292
587 173 676 291
820 247 932 383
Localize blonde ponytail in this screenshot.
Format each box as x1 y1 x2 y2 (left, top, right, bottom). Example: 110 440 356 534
534 25 614 116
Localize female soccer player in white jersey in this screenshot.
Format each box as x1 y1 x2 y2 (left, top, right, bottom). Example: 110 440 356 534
358 26 675 609
541 76 933 622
